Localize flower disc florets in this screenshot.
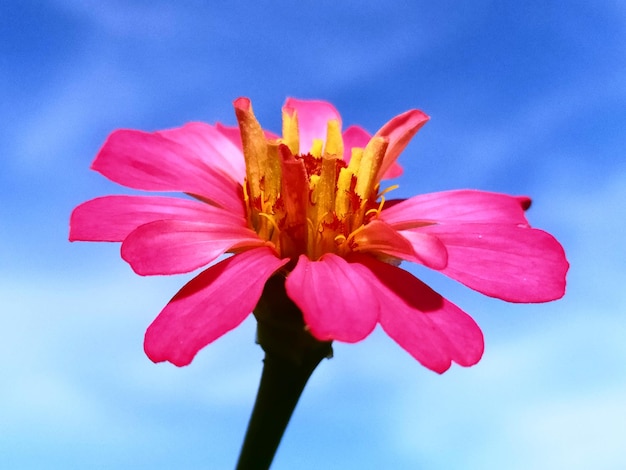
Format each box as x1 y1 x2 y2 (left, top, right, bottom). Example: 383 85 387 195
235 97 392 261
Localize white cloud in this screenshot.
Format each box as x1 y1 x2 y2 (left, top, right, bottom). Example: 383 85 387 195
382 303 626 469
513 389 626 470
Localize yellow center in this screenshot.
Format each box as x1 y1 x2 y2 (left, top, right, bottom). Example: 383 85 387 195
235 98 394 261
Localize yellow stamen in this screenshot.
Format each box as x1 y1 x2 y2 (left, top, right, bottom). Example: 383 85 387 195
310 139 323 158
345 223 368 247
309 174 320 191
347 146 363 172
334 234 347 244
378 184 399 199
323 119 343 158
366 184 400 218
258 212 280 235
355 136 388 199
365 207 379 217
335 147 363 218
281 108 300 155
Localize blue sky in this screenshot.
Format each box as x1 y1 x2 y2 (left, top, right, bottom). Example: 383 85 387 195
2 1 625 468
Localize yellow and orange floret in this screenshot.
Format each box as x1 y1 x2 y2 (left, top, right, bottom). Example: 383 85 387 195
234 97 412 263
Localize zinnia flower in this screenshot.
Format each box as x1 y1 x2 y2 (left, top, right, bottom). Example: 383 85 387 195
70 97 568 373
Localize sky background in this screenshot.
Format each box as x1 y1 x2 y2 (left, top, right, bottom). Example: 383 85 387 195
2 1 625 469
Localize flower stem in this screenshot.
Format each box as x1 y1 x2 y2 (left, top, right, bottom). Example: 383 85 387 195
235 347 324 469
236 275 333 470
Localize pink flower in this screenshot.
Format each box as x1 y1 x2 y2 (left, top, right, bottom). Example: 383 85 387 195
70 97 568 373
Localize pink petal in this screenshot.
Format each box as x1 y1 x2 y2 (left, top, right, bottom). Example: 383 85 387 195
121 220 266 275
397 229 448 269
420 223 569 302
342 125 371 160
69 195 245 242
283 98 342 154
380 190 531 229
356 255 484 373
381 161 403 179
353 219 447 269
144 247 288 366
92 129 244 214
215 122 279 150
373 109 429 180
285 254 379 343
215 123 243 151
158 122 246 183
342 125 403 179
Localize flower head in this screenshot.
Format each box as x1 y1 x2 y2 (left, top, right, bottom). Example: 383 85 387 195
70 97 568 373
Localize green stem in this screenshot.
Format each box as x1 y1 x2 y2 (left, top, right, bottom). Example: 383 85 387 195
235 349 324 469
235 275 332 470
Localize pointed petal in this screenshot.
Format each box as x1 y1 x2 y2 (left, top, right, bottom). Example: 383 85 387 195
92 129 244 214
69 195 245 242
356 255 484 373
381 161 403 179
285 254 379 343
381 190 531 229
350 219 422 266
283 98 342 154
398 229 448 269
373 109 429 180
144 247 288 366
350 219 447 269
158 122 246 183
420 224 569 302
342 125 403 178
342 125 370 160
121 220 266 275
